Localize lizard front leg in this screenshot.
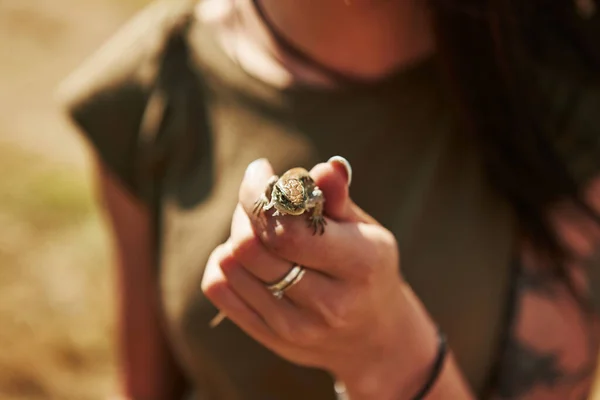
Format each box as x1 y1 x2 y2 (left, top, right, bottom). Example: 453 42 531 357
253 175 279 216
306 187 327 235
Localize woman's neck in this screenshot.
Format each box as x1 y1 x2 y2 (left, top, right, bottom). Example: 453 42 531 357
243 0 435 81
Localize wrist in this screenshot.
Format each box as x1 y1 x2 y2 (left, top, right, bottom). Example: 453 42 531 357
334 284 440 400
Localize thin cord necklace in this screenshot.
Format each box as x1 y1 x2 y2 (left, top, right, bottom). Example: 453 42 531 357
250 0 371 87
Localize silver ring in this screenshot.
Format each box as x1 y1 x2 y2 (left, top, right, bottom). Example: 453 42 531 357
266 265 306 299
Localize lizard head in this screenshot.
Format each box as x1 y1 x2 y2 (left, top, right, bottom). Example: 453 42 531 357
272 177 308 216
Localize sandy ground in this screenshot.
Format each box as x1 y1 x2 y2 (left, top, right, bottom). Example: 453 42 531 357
0 1 145 399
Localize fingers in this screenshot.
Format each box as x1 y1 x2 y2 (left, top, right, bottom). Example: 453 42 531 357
201 244 280 345
219 242 306 333
203 242 321 345
230 204 294 283
258 212 383 278
239 159 390 278
229 204 342 310
328 156 353 187
309 159 379 225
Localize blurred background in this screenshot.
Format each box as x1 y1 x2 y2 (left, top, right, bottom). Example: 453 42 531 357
0 0 146 399
2 1 600 400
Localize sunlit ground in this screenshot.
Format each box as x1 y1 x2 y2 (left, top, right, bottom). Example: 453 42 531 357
1 1 600 399
0 0 143 398
0 142 114 399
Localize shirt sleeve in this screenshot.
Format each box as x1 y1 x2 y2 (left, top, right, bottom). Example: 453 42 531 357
56 0 178 201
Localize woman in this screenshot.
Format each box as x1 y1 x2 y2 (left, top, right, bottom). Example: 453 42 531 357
58 0 600 398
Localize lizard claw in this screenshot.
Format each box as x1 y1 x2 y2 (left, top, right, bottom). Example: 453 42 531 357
253 195 269 216
308 214 327 236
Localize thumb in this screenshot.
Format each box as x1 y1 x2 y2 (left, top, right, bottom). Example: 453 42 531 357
239 158 276 212
310 156 379 225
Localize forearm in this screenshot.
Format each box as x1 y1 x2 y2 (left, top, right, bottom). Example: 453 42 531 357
115 275 188 400
98 163 188 400
339 284 474 400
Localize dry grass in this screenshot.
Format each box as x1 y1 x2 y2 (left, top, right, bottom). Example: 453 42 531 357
0 142 116 400
0 1 146 398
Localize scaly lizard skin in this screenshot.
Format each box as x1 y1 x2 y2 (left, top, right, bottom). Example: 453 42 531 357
253 167 327 235
209 168 327 328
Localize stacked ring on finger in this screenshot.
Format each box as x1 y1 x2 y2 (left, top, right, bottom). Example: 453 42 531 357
266 264 306 299
209 263 307 328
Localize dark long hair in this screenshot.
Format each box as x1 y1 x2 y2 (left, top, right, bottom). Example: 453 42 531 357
431 1 600 290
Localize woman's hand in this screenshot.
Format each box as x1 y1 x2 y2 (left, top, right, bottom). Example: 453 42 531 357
201 158 440 400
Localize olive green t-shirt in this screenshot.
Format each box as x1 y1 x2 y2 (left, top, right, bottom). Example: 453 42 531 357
58 1 600 399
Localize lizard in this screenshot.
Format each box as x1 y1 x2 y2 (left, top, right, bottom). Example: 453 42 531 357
253 167 327 235
209 167 327 328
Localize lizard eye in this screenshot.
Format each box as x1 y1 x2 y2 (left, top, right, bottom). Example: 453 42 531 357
274 186 292 203
301 175 313 185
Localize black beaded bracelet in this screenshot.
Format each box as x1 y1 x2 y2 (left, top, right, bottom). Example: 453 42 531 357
333 328 448 400
410 327 448 400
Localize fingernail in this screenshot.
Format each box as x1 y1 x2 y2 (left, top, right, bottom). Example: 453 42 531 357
328 156 352 187
244 158 267 180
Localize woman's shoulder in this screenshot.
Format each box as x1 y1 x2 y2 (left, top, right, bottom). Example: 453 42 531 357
57 0 197 113
56 0 200 200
